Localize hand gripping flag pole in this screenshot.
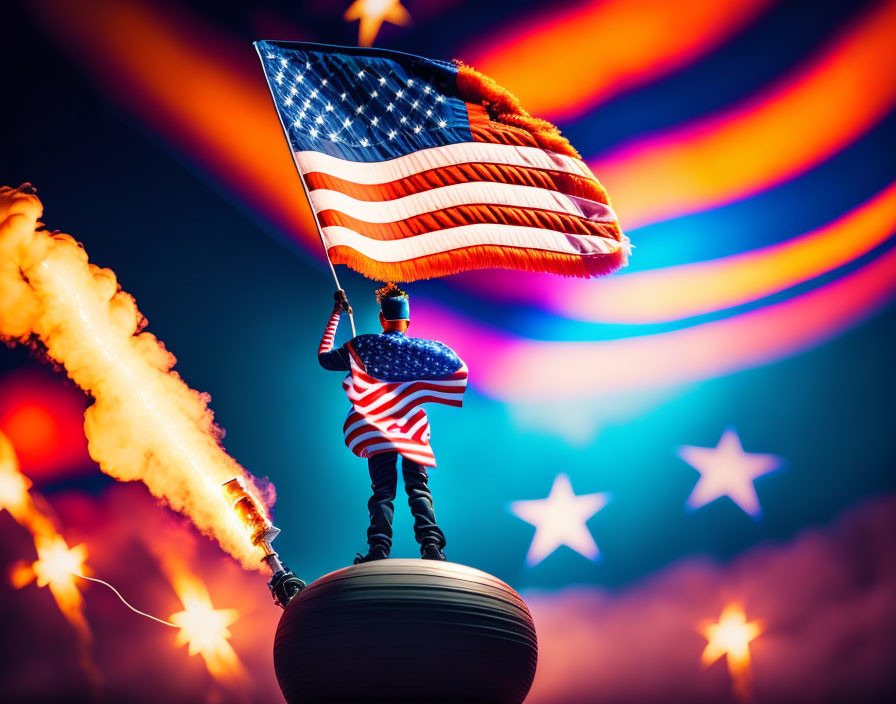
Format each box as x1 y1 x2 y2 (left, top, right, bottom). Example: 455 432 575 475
256 42 357 338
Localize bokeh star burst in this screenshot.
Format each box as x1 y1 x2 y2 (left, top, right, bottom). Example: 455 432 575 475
344 0 411 47
510 473 609 566
679 428 784 518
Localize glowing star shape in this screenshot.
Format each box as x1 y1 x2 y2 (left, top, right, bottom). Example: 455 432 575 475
509 473 609 566
678 428 783 518
701 604 761 702
344 0 411 47
170 592 242 679
32 536 89 591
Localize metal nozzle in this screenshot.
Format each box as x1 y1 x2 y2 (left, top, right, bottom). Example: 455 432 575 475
222 477 305 607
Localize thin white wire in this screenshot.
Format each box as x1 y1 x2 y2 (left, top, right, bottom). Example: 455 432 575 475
72 573 178 628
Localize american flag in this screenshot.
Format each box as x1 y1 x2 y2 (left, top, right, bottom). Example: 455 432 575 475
256 40 628 282
341 337 468 467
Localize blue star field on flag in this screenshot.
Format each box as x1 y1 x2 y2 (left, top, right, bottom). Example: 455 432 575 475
351 332 463 382
257 41 472 161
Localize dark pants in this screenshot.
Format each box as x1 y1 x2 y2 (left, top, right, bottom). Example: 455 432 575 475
366 451 446 552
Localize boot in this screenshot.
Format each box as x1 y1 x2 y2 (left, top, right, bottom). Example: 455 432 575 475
420 543 446 561
353 544 389 565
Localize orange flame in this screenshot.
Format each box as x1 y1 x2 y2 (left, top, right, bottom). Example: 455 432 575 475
159 554 246 684
1 430 99 689
0 185 268 569
701 604 761 702
30 537 91 627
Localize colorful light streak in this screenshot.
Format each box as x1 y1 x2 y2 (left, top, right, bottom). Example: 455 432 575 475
463 0 772 120
414 242 896 400
459 181 896 323
26 0 896 404
593 0 896 228
29 0 317 247
34 0 895 274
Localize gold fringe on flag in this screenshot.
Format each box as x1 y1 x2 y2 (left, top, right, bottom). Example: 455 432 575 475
330 242 628 282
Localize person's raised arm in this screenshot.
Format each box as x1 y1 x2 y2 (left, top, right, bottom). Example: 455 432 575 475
318 290 351 371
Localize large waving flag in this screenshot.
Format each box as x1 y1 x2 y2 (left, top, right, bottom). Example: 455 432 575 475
256 41 628 282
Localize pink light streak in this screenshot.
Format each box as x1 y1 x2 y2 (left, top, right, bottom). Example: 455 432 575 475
457 181 896 324
415 244 896 401
27 0 896 404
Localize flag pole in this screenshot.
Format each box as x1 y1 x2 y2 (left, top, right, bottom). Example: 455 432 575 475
255 43 357 338
296 172 358 338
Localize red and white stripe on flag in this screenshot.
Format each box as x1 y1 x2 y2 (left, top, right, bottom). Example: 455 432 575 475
295 66 628 282
341 345 468 467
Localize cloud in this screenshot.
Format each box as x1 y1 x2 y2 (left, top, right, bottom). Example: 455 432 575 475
2 483 895 702
524 494 896 703
1 484 282 704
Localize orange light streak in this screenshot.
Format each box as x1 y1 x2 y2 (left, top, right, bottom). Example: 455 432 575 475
701 604 761 702
464 0 772 120
29 0 316 247
0 433 55 538
478 181 896 324
594 0 896 228
581 182 896 322
23 0 896 404
1 433 90 617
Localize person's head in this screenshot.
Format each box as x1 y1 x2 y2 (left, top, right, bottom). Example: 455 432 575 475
376 282 410 333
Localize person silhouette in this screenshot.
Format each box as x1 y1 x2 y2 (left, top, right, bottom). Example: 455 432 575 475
318 283 467 564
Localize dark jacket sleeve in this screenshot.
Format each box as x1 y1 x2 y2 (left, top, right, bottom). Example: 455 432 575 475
318 345 351 371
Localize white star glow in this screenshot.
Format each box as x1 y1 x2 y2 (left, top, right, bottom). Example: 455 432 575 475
678 428 784 517
509 473 609 566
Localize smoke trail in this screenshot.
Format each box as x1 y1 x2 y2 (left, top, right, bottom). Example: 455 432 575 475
0 184 269 568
